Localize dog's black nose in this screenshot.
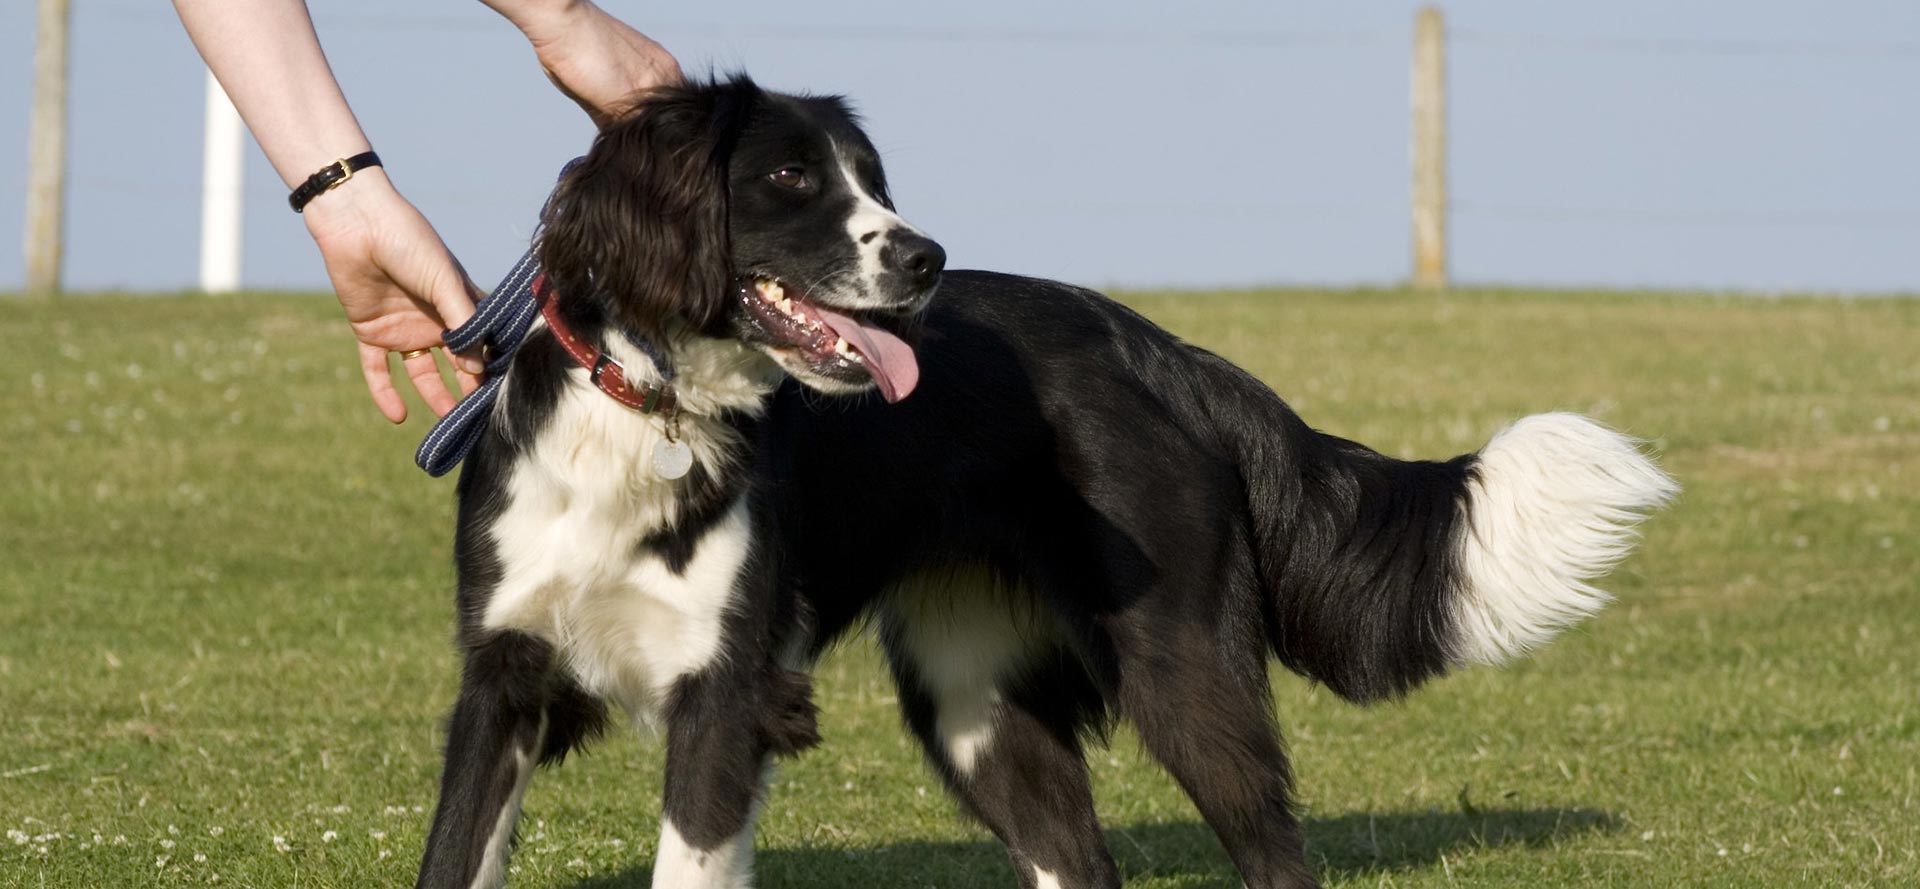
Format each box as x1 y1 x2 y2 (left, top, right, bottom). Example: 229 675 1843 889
885 231 946 289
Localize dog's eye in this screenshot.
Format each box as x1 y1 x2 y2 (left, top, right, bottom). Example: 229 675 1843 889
768 167 810 190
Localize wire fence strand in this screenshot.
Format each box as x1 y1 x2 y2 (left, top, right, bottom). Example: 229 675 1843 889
1453 29 1920 61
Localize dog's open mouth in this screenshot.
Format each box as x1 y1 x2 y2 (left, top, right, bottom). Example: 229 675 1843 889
735 277 920 402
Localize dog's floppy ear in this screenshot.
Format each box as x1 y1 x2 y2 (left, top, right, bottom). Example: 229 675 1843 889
538 82 755 341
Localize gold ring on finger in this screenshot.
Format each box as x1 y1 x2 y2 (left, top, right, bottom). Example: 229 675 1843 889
398 348 434 361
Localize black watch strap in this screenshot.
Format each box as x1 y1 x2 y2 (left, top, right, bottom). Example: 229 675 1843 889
289 151 382 213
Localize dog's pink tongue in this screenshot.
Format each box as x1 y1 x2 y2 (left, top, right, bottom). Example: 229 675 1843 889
811 306 919 403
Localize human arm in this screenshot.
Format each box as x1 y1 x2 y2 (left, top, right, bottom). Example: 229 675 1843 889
172 0 483 423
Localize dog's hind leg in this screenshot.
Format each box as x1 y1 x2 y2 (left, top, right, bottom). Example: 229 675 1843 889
416 631 588 889
881 590 1119 889
1110 609 1318 889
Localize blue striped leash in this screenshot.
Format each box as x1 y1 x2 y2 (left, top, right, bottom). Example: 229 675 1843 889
412 244 546 477
414 158 608 477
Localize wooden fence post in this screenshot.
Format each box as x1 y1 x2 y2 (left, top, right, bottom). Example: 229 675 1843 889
24 0 72 299
1411 5 1449 290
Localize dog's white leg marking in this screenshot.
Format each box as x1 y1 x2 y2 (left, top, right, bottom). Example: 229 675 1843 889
1453 413 1679 665
885 566 1052 778
939 688 1002 777
647 756 777 889
1031 866 1065 889
651 757 767 889
467 714 547 889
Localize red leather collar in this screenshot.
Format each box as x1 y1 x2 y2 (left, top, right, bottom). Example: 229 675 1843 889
537 277 678 417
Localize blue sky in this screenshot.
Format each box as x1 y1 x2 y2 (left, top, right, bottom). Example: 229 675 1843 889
2 1 1917 294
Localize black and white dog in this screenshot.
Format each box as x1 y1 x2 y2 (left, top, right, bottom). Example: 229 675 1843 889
418 76 1676 889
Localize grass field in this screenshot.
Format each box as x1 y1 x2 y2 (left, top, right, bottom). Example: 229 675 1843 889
2 287 1916 888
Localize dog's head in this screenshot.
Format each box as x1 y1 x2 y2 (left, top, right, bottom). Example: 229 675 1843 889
537 75 942 403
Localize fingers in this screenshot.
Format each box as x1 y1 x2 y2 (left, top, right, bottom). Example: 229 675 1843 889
422 277 485 376
430 264 477 333
422 256 487 377
358 342 408 424
316 180 488 419
401 349 460 418
457 366 483 397
361 342 473 422
454 343 482 396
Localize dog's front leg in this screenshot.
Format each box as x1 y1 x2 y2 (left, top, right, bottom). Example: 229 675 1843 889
415 632 556 889
648 662 806 889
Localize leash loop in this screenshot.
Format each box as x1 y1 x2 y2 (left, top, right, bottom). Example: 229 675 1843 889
412 247 543 477
413 160 571 477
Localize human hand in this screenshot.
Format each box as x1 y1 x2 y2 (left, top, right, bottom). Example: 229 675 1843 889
302 168 486 423
504 1 683 127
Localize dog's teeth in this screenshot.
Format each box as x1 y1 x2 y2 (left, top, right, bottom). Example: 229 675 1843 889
794 312 808 324
833 337 852 356
776 298 793 315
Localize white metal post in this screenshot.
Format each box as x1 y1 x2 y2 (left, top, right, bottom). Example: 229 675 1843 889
199 68 245 293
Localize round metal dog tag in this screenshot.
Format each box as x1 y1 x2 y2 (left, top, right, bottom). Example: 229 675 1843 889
653 439 693 480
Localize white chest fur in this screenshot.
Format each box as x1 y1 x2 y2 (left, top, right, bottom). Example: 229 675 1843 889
479 330 779 724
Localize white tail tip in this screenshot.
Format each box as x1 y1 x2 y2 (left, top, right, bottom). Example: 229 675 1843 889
1451 413 1679 666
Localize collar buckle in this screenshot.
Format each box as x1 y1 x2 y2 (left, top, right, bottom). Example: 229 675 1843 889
542 287 677 419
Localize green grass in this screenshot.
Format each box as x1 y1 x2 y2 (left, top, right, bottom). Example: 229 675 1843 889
2 287 1916 887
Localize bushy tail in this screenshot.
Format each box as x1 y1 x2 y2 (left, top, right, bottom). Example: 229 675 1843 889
1447 414 1679 667
1196 357 1677 703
